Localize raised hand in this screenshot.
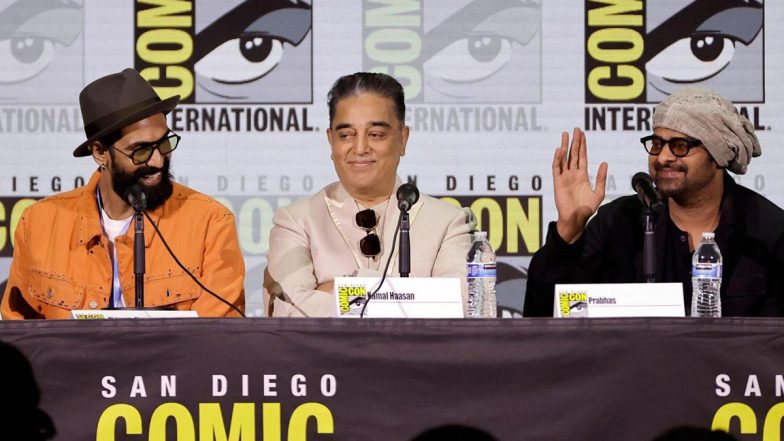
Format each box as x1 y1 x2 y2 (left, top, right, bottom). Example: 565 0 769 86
552 128 608 244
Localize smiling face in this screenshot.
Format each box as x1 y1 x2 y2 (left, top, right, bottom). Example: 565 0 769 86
648 127 723 201
327 93 409 203
103 113 174 210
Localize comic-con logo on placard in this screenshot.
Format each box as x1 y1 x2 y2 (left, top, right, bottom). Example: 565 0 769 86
363 1 543 132
134 0 312 107
585 0 763 104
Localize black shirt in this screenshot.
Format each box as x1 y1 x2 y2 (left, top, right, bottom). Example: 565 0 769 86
524 173 784 317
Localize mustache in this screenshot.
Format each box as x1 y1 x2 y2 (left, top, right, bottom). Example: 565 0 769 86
132 164 166 181
653 162 687 172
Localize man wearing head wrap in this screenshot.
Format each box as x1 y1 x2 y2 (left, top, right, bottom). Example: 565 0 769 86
524 88 784 317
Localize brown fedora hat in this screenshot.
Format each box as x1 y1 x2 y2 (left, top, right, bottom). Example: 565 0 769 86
73 68 180 157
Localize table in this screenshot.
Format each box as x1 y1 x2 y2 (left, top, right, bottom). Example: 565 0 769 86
0 317 781 440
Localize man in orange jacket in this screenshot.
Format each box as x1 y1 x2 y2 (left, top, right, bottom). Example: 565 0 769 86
1 69 245 319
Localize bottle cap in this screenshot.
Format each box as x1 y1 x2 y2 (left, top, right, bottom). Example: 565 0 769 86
701 232 715 240
474 231 487 238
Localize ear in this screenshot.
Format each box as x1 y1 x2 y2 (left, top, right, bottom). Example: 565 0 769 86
399 125 410 156
90 141 109 168
326 128 335 160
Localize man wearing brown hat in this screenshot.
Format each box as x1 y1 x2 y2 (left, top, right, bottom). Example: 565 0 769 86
524 88 784 317
1 68 245 319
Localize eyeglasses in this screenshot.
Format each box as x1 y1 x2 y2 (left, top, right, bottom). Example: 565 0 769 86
356 209 381 257
640 135 703 158
112 132 181 165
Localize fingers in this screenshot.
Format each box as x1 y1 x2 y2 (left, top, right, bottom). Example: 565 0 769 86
594 161 609 199
578 128 588 171
553 131 568 175
568 127 582 170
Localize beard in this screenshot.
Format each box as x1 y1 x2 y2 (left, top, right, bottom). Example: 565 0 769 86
111 156 174 211
651 161 690 200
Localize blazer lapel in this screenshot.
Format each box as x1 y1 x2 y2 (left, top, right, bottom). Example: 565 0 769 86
324 182 365 269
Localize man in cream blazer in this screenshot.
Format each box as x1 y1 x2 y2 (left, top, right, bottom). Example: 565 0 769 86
264 72 474 317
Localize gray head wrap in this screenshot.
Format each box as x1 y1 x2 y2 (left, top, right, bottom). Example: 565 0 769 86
652 87 761 175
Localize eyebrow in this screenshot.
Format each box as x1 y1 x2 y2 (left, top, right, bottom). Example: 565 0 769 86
333 121 392 131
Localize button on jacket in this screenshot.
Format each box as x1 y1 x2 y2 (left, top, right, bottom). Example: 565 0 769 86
1 171 245 319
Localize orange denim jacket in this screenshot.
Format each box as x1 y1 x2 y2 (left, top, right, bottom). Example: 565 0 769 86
1 171 245 319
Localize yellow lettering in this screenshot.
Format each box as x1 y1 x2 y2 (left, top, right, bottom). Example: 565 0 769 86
137 29 193 64
237 198 274 255
587 65 643 101
10 199 35 248
140 66 193 101
96 404 143 441
506 197 540 254
288 403 334 441
365 0 421 27
588 0 643 26
470 198 503 251
763 403 784 441
262 402 282 441
199 403 255 441
0 201 6 252
137 0 193 28
149 403 195 441
587 28 643 63
712 402 757 435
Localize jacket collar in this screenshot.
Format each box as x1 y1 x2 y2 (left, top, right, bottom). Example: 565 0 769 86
324 177 425 273
75 170 163 249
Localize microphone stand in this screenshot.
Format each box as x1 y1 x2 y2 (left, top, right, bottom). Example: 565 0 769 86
643 207 655 283
399 212 410 277
134 209 145 308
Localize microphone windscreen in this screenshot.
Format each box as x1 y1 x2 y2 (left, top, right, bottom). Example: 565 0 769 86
396 183 419 211
125 184 147 212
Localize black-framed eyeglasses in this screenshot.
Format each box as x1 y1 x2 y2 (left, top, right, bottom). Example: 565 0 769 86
112 132 181 165
640 135 703 158
356 209 381 257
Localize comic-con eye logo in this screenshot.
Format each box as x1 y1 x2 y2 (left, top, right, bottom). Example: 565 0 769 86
585 0 763 103
0 0 84 104
134 0 312 104
363 0 542 104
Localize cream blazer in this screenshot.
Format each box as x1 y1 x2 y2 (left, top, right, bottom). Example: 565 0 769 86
264 181 474 317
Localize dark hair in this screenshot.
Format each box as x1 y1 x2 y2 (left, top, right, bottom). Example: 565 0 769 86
327 72 406 126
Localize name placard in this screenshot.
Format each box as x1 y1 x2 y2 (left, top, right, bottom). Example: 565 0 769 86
71 310 199 319
333 277 463 318
553 283 685 318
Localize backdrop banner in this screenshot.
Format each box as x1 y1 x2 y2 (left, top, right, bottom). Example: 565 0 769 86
1 317 783 440
0 1 780 317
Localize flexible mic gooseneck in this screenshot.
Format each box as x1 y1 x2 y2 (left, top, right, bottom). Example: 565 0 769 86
125 185 147 308
143 211 246 317
396 183 419 278
631 172 660 283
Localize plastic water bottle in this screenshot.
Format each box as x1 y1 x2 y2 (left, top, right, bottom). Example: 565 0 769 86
466 231 497 318
691 232 722 317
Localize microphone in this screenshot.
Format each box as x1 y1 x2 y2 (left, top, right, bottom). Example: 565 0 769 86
631 172 664 213
125 185 147 212
396 183 419 213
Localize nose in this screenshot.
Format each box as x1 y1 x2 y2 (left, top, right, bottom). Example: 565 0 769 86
146 146 165 168
656 144 677 165
354 135 369 155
